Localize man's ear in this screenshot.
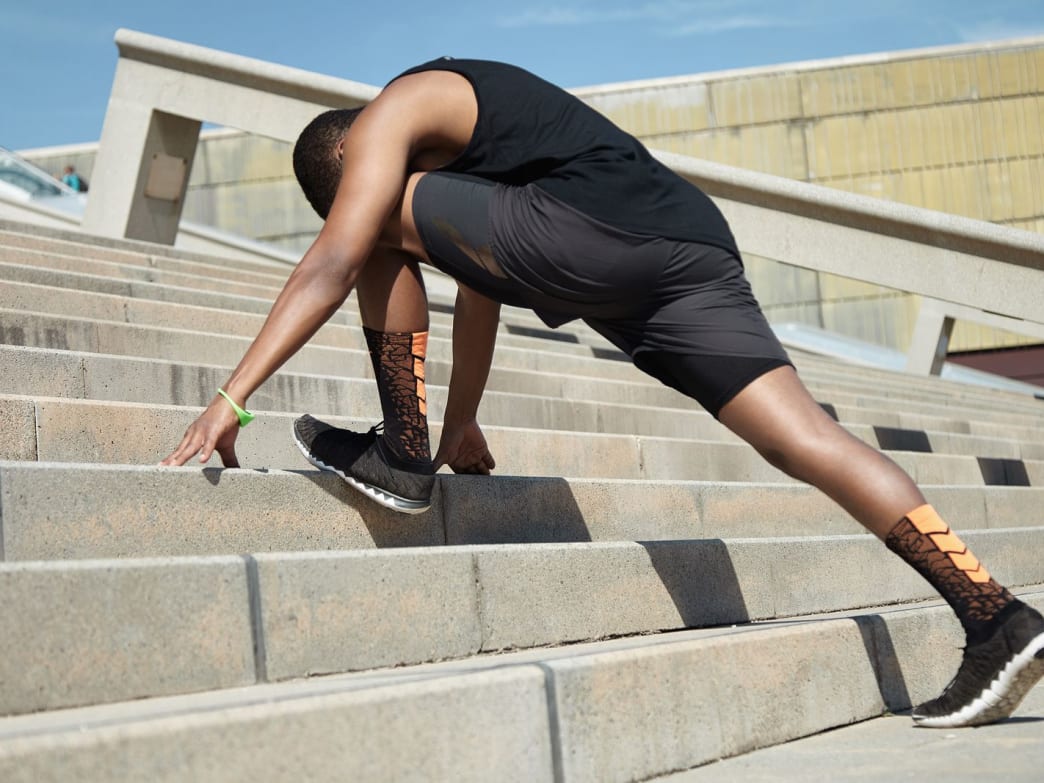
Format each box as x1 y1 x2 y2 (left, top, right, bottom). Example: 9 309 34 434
336 135 346 162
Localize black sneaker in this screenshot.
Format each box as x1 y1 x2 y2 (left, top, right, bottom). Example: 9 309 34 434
913 600 1044 728
292 414 435 515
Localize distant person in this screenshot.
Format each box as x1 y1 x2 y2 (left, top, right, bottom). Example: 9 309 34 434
61 165 88 193
161 58 1044 728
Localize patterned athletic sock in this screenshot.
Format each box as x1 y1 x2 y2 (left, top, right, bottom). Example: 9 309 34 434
363 326 431 463
886 504 1015 643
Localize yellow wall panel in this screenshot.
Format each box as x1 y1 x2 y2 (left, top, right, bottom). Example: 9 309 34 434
973 50 1036 99
805 116 853 177
893 110 927 169
919 105 960 169
892 170 925 205
585 84 712 135
1005 158 1044 221
873 113 902 171
992 50 1034 97
710 73 803 126
904 59 941 107
800 68 870 116
985 161 1016 221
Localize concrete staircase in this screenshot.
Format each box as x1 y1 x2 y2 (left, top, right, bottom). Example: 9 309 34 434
1 218 1042 782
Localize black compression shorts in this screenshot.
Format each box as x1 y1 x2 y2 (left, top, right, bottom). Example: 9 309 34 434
412 171 792 417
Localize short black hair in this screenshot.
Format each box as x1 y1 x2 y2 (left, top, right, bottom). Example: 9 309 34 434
292 108 363 219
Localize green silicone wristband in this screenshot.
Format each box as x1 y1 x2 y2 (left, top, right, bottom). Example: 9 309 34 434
217 389 256 427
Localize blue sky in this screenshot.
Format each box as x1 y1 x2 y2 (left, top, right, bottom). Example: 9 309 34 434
3 0 1043 151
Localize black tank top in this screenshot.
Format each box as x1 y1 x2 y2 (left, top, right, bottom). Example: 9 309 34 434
391 58 739 255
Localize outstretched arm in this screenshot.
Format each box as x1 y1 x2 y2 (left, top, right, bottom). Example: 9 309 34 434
435 284 501 474
160 72 473 467
159 242 362 467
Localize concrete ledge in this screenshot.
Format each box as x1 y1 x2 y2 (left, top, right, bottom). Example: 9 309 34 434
1 594 1039 782
0 665 553 783
0 222 297 271
0 463 445 559
1 535 1041 716
466 531 1044 653
550 619 884 783
11 396 1036 490
8 459 1044 559
3 461 1043 559
0 251 283 300
0 345 733 439
0 242 290 288
0 557 254 716
115 27 380 109
255 550 482 681
0 260 276 314
0 309 698 408
0 278 635 368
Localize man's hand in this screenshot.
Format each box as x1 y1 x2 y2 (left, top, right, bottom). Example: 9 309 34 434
435 418 495 475
160 395 242 468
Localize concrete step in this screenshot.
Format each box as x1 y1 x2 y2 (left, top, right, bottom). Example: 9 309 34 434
0 344 743 441
0 247 287 300
3 301 1040 422
0 308 701 408
787 355 1044 414
7 344 1044 466
0 259 280 315
2 540 1042 717
0 278 636 368
0 592 1040 782
3 396 1041 488
0 239 293 289
0 267 638 371
2 460 1041 558
0 223 299 274
827 401 1044 441
815 385 1044 427
0 240 610 342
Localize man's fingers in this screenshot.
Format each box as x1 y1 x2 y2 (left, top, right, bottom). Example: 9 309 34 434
160 432 200 466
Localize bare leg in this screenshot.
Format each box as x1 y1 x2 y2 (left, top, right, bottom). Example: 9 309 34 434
354 248 432 462
717 365 924 540
355 247 429 333
717 365 1044 727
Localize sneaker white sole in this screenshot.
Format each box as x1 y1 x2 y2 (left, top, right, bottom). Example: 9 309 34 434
292 427 431 515
913 630 1044 728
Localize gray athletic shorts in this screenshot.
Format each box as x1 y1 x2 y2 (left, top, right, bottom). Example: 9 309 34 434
412 171 792 416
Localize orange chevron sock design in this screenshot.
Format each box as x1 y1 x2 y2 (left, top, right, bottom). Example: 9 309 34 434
886 504 1014 633
905 505 991 583
412 331 428 417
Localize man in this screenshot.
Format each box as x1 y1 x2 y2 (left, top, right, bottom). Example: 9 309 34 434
61 164 87 192
161 58 1044 728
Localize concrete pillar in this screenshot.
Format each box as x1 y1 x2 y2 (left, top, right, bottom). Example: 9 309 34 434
906 298 955 376
82 60 201 245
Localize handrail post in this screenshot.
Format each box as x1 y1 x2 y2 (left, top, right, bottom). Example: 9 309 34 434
82 57 200 245
906 298 956 376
